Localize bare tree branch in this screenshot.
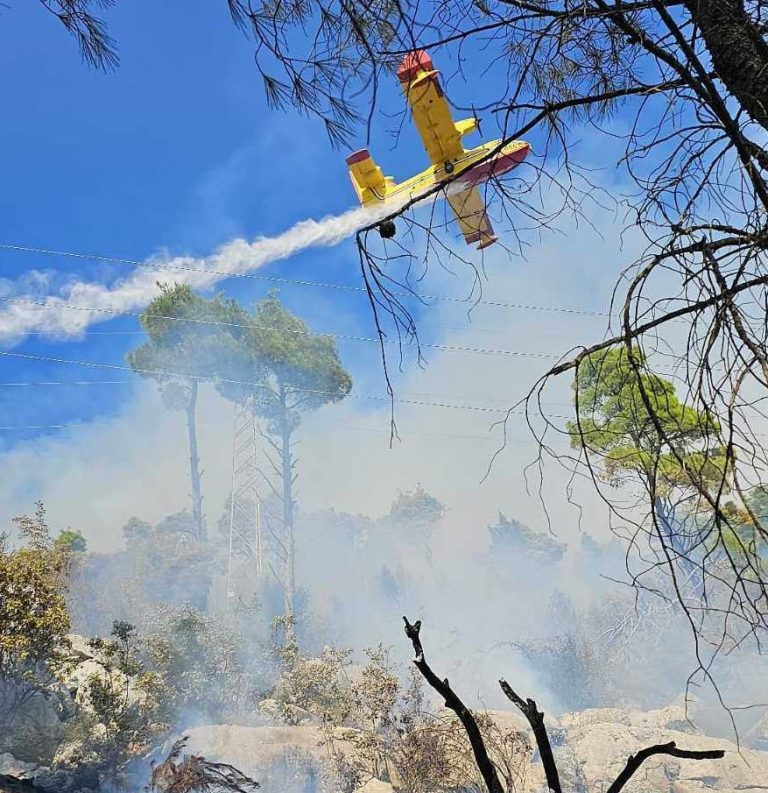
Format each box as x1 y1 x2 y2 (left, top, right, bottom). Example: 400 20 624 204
606 740 724 793
498 680 561 793
402 616 505 793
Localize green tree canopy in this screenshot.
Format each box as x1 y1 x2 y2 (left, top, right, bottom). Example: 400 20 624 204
126 283 243 402
54 529 88 554
0 513 71 735
566 346 752 592
217 292 352 429
487 513 566 566
127 283 245 539
388 486 445 527
567 347 725 496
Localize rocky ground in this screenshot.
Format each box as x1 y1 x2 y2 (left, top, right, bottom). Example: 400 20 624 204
0 635 148 793
3 704 768 793
176 705 768 793
2 635 768 793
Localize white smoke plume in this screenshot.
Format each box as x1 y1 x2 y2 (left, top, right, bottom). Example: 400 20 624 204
0 201 402 344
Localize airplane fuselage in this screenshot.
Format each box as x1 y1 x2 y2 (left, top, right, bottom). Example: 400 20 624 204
354 139 530 208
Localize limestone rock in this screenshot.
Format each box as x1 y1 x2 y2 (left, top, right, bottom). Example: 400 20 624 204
561 708 767 793
0 752 98 793
182 724 348 769
356 778 395 793
160 707 768 793
0 753 38 783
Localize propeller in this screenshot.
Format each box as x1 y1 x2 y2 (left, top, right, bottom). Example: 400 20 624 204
472 105 483 136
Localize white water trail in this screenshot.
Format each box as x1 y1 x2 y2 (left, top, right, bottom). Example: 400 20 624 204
0 201 405 345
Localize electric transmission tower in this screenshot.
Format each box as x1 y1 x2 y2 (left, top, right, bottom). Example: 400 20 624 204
225 401 264 605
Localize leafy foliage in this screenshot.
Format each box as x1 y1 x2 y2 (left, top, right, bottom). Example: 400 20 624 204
65 620 165 778
13 501 55 552
568 347 723 493
120 512 214 613
143 604 245 722
566 346 749 601
389 487 445 528
55 529 88 554
216 292 352 431
0 523 71 733
270 640 355 725
386 486 445 556
127 284 244 404
319 649 530 793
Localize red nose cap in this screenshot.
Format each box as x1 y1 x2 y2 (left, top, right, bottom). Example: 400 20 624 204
397 50 434 84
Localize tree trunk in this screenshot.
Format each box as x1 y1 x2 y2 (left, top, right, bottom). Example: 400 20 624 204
685 0 768 135
279 398 296 631
653 497 701 595
185 380 205 541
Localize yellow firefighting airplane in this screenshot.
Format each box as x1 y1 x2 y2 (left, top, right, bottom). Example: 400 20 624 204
346 50 530 250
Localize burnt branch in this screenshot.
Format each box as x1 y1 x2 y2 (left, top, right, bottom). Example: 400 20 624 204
404 621 724 793
498 680 561 793
150 736 260 793
606 741 725 793
402 616 504 793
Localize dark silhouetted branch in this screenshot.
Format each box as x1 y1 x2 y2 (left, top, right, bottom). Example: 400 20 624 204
405 620 724 793
402 616 504 793
499 679 561 793
150 736 260 793
606 741 725 793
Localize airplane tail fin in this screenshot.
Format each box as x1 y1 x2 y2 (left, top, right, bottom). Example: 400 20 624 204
346 149 392 204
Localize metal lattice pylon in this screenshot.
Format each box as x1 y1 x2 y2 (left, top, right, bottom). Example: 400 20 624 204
226 402 264 604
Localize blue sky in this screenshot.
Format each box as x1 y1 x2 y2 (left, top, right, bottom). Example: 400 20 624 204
0 0 562 441
0 0 631 545
3 8 753 721
0 0 410 438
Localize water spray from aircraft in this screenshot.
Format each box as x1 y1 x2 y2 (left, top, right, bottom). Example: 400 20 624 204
0 200 404 346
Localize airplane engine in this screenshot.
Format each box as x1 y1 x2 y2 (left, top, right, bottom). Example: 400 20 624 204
378 220 396 239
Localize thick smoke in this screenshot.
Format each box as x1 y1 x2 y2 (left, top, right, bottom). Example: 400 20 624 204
2 190 765 763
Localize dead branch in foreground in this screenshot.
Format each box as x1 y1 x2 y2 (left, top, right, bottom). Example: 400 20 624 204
149 736 260 793
498 679 562 793
403 617 724 793
605 742 725 793
403 617 505 793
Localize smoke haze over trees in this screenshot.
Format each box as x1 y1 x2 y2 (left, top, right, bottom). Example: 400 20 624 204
23 0 768 664
4 4 768 791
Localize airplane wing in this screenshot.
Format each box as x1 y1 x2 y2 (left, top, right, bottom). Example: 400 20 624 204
397 51 464 167
447 186 497 249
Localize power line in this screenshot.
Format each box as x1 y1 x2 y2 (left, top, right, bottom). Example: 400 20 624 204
15 321 574 342
0 378 573 407
0 348 572 419
0 423 85 431
0 295 563 360
0 421 534 441
0 380 127 387
0 242 609 317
